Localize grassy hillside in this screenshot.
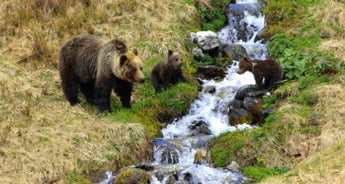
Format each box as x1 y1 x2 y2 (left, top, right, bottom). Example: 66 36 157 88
1 0 345 183
0 0 199 183
210 0 345 183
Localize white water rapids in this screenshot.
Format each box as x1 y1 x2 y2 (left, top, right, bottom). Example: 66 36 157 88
161 65 255 139
99 0 266 183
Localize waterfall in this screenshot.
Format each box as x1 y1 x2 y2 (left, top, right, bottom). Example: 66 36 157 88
99 0 267 183
150 0 265 183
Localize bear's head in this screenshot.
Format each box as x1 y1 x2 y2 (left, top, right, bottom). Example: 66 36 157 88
166 50 183 70
237 55 253 74
117 49 145 83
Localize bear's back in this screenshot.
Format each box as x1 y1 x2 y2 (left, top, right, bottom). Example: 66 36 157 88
59 34 103 82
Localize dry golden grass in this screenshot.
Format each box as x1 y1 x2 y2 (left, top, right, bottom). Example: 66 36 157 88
0 55 153 183
261 80 345 184
0 0 197 183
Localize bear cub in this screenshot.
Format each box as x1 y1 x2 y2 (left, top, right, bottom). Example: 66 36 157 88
151 50 186 93
58 34 145 112
237 55 283 90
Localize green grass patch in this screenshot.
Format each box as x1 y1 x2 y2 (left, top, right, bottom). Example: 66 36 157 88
63 171 92 184
242 165 290 181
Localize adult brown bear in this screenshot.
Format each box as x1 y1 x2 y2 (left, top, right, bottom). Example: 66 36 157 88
237 55 283 90
58 34 145 112
150 50 186 94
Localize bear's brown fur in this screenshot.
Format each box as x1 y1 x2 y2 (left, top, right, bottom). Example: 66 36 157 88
237 55 283 90
151 50 186 93
58 34 145 112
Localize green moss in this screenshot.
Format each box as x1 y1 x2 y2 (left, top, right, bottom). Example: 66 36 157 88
114 168 151 184
211 129 258 167
242 165 290 181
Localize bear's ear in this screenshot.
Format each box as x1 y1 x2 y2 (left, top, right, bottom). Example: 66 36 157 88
133 49 138 56
120 55 127 67
168 50 173 57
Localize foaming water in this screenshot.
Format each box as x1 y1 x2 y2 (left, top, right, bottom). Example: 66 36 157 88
236 0 258 4
218 4 265 44
162 62 255 139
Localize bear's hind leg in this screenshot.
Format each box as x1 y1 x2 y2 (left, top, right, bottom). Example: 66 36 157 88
95 82 113 112
80 82 96 105
151 72 162 94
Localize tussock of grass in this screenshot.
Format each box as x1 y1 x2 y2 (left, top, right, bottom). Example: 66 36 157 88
314 84 345 150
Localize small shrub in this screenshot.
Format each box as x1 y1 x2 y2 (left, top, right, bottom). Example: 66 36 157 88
269 33 342 80
197 0 228 31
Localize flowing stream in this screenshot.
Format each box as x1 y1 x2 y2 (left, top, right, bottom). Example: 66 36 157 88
100 0 266 183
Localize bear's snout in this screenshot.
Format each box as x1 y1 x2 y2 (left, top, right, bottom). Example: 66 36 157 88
139 77 145 83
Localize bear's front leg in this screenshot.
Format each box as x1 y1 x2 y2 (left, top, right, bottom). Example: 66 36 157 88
95 77 113 112
114 78 133 108
254 75 264 90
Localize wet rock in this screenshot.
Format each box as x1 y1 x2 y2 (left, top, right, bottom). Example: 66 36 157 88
234 85 265 100
243 97 265 125
193 47 204 61
222 44 247 61
243 97 263 114
154 170 164 181
229 99 242 109
183 172 192 182
229 85 269 125
189 120 212 136
154 139 180 164
202 85 216 94
165 175 177 184
196 65 228 79
113 168 151 184
227 3 264 17
192 136 213 148
262 108 272 117
245 44 268 59
161 147 179 164
193 149 210 165
135 163 154 171
226 161 241 172
191 31 220 52
196 78 204 86
229 108 253 126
